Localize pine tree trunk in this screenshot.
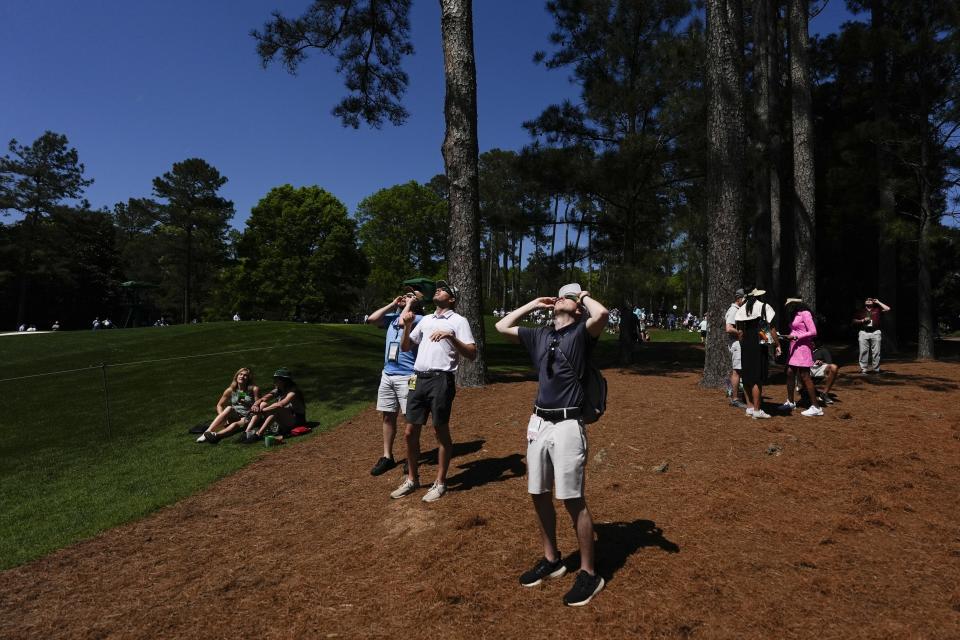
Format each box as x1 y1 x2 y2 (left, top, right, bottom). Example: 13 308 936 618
703 0 746 387
769 1 783 306
516 233 523 308
872 0 898 353
790 0 816 308
917 89 935 359
752 0 772 294
184 225 193 324
439 0 486 385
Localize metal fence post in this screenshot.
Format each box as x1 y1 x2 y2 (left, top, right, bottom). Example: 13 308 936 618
100 363 112 438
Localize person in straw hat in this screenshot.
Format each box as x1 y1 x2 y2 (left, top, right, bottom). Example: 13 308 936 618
734 289 781 419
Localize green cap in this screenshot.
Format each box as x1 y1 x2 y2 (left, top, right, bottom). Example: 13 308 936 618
401 277 435 302
272 367 294 380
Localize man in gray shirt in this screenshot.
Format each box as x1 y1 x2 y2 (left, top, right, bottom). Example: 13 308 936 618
495 283 609 607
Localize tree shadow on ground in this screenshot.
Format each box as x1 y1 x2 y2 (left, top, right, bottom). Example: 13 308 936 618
842 371 960 393
489 342 706 383
447 453 525 492
284 361 380 412
565 519 680 584
415 439 485 467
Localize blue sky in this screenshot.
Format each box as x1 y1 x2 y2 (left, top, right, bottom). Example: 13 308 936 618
1 1 853 229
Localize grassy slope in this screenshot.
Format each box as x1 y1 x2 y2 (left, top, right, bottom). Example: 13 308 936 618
0 322 388 569
0 318 671 569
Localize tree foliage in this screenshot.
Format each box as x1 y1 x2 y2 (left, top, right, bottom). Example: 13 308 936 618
148 158 234 323
253 0 414 128
0 131 94 325
356 180 446 302
217 185 368 321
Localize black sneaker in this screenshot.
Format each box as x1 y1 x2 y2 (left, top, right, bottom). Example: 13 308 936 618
204 431 219 445
519 556 566 587
563 570 605 606
729 399 748 409
370 456 397 476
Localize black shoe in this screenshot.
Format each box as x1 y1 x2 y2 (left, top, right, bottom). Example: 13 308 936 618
519 556 566 587
730 399 748 409
370 456 396 476
204 431 219 444
563 570 605 606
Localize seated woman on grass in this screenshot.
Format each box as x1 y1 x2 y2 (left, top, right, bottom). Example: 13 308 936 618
240 368 306 444
198 368 260 443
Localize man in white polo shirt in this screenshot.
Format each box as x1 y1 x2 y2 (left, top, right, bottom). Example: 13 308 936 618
392 280 477 502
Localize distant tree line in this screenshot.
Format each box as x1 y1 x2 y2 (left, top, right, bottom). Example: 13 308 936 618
1 1 956 371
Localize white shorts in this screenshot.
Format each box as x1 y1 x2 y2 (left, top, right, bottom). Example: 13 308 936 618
729 341 742 370
376 372 413 413
526 415 587 500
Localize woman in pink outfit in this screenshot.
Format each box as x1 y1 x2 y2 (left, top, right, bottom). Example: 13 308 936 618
779 299 823 416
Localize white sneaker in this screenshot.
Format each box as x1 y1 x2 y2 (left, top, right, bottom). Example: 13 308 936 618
801 406 823 417
390 477 419 499
745 408 755 416
778 400 796 411
421 482 447 503
752 410 772 419
196 433 206 442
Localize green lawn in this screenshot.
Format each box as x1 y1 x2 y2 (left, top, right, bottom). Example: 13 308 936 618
0 316 678 569
647 327 704 343
0 321 389 569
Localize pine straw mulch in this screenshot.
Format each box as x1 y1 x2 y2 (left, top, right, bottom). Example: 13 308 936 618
2 349 960 639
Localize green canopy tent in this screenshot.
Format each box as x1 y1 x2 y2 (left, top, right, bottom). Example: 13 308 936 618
119 281 158 328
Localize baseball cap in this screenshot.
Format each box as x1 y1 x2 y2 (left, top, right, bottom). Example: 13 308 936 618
734 288 746 298
435 280 460 299
558 283 582 300
401 277 435 302
272 367 294 380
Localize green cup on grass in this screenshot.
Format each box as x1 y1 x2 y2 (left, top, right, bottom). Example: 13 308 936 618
264 435 276 447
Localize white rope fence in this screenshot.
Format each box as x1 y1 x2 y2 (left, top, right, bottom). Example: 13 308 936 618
0 339 340 436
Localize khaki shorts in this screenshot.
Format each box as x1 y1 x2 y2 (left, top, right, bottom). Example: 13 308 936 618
729 341 742 370
376 372 413 413
526 415 587 500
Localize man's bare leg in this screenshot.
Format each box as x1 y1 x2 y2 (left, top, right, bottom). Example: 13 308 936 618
433 422 453 485
382 411 398 459
531 493 560 562
564 496 596 574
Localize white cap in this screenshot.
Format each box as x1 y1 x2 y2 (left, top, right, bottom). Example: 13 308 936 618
558 283 582 299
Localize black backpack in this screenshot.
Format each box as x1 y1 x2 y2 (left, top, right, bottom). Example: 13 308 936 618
556 346 608 424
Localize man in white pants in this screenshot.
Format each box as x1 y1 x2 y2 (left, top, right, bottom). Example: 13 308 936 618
495 283 609 607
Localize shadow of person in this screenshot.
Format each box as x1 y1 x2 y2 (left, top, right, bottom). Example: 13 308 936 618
447 453 526 492
416 439 485 467
566 520 679 584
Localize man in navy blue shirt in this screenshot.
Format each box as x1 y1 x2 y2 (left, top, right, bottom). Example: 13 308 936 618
365 287 425 476
495 283 609 607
